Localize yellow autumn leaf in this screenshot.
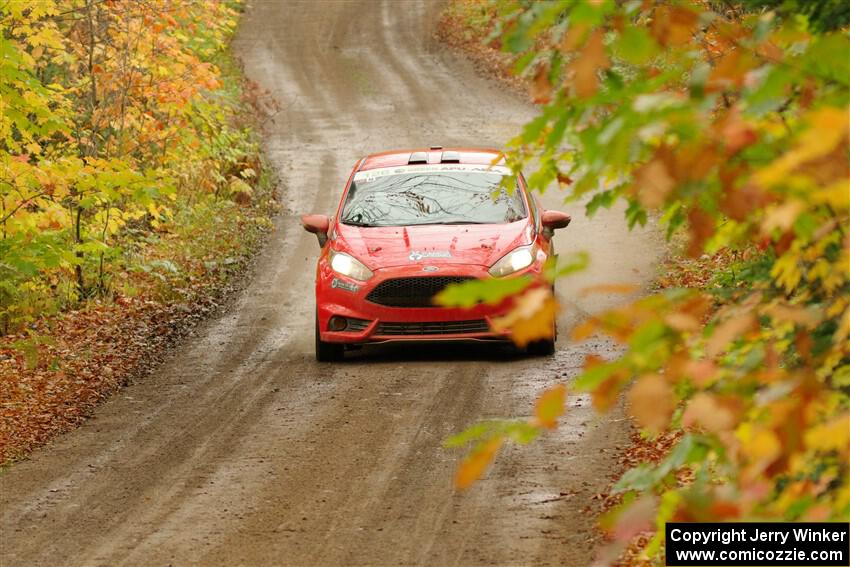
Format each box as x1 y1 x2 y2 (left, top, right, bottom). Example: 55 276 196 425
771 251 804 293
813 179 850 211
742 428 782 471
755 106 849 187
805 414 850 454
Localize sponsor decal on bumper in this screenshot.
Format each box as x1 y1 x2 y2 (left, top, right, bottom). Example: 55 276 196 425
331 277 359 292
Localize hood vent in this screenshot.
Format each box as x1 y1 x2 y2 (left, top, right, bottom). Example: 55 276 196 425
408 152 428 164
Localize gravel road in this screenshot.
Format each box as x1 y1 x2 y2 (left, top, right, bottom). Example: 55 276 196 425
0 1 661 565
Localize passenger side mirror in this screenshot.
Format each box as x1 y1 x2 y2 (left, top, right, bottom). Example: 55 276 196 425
541 210 570 240
541 210 571 230
301 214 330 247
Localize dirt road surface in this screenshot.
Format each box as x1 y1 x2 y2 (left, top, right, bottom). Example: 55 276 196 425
0 2 661 565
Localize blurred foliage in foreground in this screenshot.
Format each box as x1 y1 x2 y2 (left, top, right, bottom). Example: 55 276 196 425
439 0 849 561
1 1 273 333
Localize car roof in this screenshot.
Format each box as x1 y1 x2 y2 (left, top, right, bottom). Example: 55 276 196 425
358 147 505 171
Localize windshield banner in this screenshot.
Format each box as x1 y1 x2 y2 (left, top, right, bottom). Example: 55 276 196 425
353 163 512 182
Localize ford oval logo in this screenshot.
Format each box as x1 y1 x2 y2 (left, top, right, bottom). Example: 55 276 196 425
422 266 439 272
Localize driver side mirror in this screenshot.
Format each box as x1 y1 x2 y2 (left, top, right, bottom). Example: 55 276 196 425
301 214 330 247
541 210 570 239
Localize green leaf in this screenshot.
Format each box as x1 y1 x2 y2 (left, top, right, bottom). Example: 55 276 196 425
613 27 658 65
586 189 619 216
625 199 647 228
574 359 625 391
443 420 503 448
435 275 533 308
546 251 590 280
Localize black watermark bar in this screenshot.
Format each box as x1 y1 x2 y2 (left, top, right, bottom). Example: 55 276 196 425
666 522 849 566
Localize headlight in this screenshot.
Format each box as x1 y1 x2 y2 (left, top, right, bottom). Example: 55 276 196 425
489 245 536 277
329 250 373 281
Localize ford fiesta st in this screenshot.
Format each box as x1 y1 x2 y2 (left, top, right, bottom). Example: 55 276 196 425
301 147 571 361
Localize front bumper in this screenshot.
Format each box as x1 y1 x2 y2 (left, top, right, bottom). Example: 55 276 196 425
316 262 536 344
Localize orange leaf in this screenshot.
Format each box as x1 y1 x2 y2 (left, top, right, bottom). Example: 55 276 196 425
706 312 758 357
571 317 598 341
707 49 757 90
717 107 758 155
682 393 739 434
556 172 573 186
686 207 715 258
593 374 623 412
491 287 559 347
634 159 674 209
569 30 608 98
560 21 589 53
683 358 718 387
612 496 657 541
531 63 553 104
533 384 567 429
628 373 674 434
664 312 701 332
651 5 698 46
455 437 503 490
709 500 741 520
579 283 639 296
720 181 768 221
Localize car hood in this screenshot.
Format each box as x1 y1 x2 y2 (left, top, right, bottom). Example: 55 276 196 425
333 220 531 269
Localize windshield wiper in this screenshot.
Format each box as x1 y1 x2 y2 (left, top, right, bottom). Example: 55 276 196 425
341 220 377 227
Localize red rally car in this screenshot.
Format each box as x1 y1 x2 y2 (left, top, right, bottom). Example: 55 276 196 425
300 147 571 361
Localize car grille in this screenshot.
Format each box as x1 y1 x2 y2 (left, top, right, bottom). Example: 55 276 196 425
375 319 490 336
366 276 476 308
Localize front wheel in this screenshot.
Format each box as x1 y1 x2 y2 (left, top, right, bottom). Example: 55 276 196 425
526 337 555 356
315 314 344 362
526 318 557 356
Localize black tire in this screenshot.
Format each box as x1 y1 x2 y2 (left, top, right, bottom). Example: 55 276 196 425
315 314 344 362
526 318 557 356
526 337 556 356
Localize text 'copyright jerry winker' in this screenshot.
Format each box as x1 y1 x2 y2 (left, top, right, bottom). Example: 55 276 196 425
665 522 849 566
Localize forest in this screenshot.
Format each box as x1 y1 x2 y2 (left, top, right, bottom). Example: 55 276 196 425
1 0 274 461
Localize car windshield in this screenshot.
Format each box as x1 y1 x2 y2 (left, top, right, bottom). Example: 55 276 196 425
340 166 526 227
